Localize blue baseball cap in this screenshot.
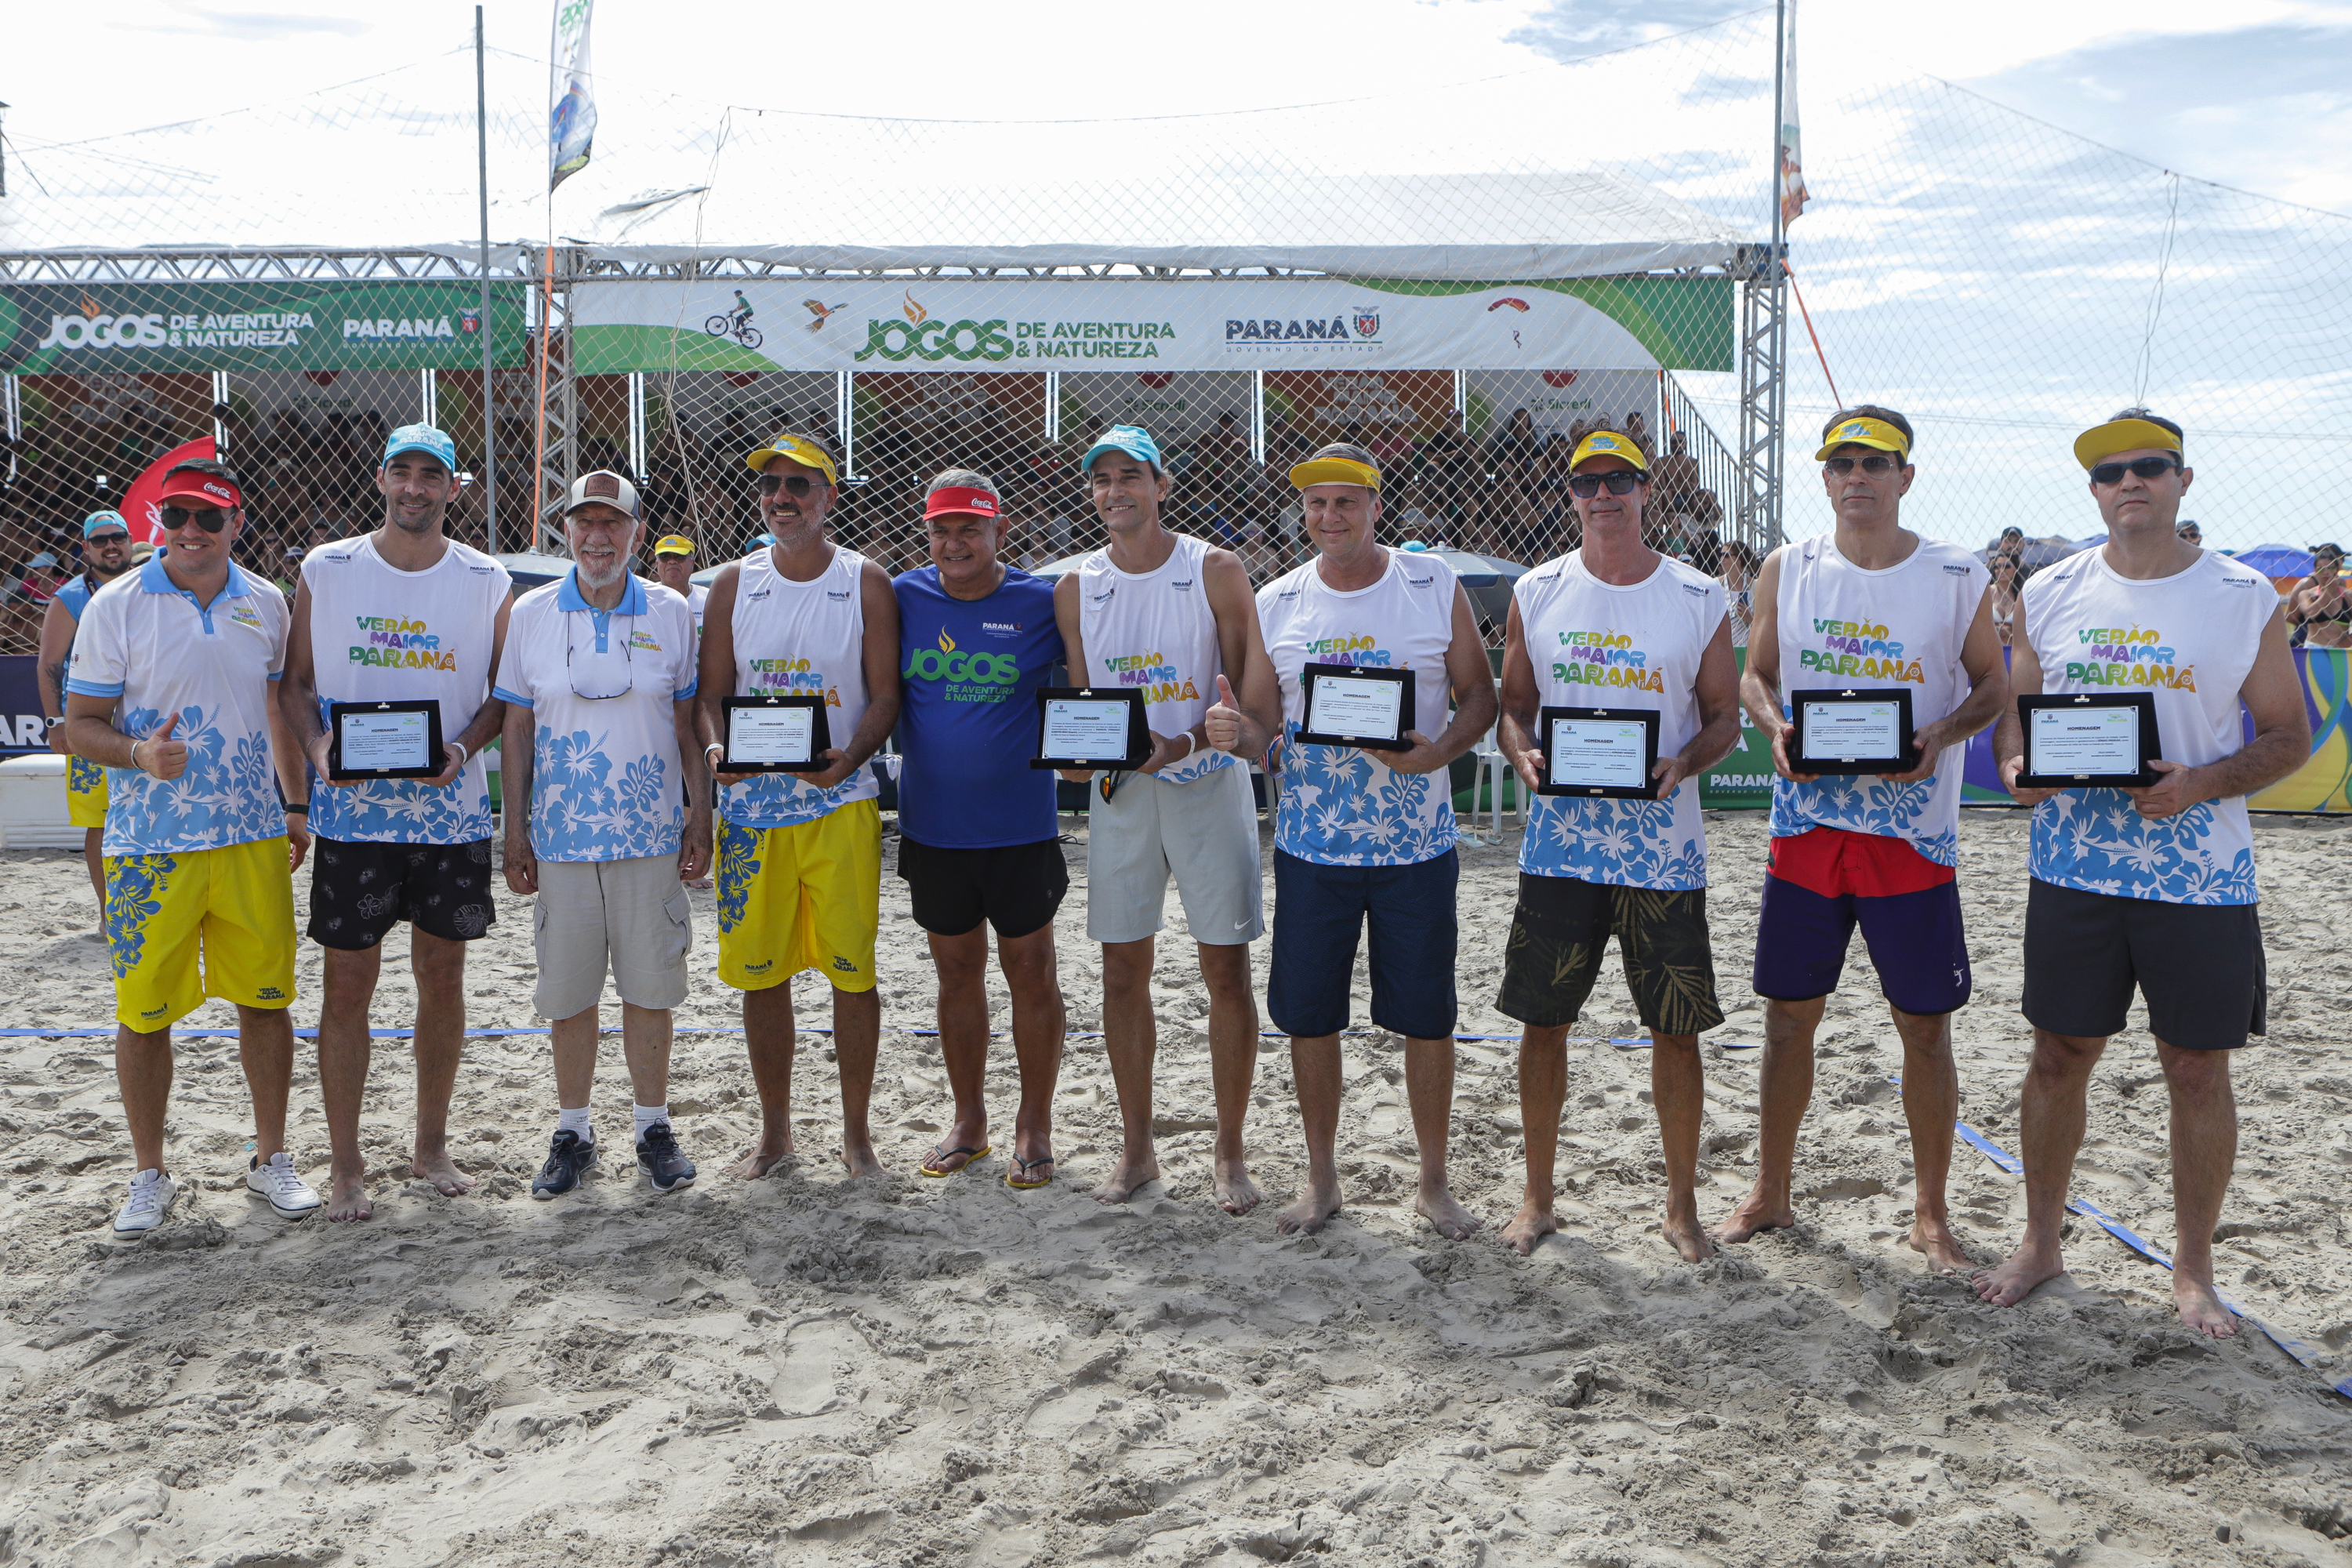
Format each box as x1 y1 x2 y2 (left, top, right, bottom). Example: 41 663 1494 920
382 423 457 471
1082 425 1162 474
83 510 131 539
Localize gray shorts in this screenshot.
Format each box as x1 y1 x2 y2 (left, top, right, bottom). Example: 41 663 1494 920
532 854 693 1017
1085 760 1264 946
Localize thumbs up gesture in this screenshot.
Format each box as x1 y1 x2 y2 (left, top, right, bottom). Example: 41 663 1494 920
1205 674 1243 754
137 713 190 782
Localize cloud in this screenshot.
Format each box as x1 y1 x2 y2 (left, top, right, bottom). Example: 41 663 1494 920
148 8 371 38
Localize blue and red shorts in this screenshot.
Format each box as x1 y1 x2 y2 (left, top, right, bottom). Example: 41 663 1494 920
1751 827 1970 1015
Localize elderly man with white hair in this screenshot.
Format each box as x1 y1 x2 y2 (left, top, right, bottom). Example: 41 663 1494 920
495 471 711 1200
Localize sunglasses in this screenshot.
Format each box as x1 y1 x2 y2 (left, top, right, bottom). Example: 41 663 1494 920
1567 471 1646 498
2089 456 2181 486
1824 454 1904 475
86 532 130 545
161 506 230 533
757 474 822 499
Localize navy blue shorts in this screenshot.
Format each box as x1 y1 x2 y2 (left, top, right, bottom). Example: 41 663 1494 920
1268 848 1458 1041
1751 827 1970 1016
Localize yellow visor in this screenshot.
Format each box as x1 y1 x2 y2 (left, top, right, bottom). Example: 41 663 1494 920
744 433 840 485
1813 416 1911 462
2073 418 2183 471
1288 456 1381 492
652 534 695 557
1569 431 1650 472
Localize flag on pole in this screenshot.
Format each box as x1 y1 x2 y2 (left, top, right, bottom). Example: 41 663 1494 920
1778 0 1809 227
548 0 597 192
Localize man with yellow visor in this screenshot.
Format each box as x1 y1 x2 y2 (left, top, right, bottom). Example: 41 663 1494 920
1975 408 2306 1336
695 431 901 1181
1720 406 2005 1275
650 533 710 646
1250 441 1497 1239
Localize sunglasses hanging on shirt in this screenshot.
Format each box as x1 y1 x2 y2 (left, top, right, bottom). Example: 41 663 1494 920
565 619 635 700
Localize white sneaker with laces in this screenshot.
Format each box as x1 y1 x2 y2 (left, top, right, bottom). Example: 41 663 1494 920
114 1169 178 1237
247 1152 323 1220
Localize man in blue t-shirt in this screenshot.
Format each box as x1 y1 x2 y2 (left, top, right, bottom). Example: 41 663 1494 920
894 469 1069 1186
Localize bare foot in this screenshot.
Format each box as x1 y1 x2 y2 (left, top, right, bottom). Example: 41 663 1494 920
1212 1153 1261 1217
1091 1148 1162 1205
1907 1215 1972 1276
1275 1174 1343 1236
1715 1187 1795 1244
325 1169 372 1224
2174 1274 2239 1338
1973 1240 2065 1307
727 1134 795 1180
1499 1197 1557 1256
1662 1204 1715 1263
412 1147 474 1199
838 1136 883 1180
1416 1184 1480 1241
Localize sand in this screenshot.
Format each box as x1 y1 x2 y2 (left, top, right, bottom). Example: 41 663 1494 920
1 808 2349 1567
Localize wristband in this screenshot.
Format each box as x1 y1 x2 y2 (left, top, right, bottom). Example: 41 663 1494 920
129 739 147 772
1179 731 1199 760
284 803 309 815
449 740 469 767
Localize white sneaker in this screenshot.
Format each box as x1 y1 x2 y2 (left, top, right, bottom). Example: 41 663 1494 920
113 1170 178 1237
246 1152 323 1220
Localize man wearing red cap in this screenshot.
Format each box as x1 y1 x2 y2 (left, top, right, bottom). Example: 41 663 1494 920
62 458 321 1237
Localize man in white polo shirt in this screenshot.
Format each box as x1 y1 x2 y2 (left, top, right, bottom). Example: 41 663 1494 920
495 471 710 1200
1054 426 1283 1213
280 423 513 1221
1975 409 2307 1336
63 457 322 1237
1494 430 1740 1262
39 509 135 923
696 431 900 1181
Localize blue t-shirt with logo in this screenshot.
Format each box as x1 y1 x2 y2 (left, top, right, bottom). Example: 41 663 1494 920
893 565 1063 849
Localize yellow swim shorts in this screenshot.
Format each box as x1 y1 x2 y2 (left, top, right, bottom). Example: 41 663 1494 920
105 837 298 1031
67 755 108 829
715 799 880 993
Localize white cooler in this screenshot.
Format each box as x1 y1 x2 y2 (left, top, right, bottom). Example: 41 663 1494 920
0 754 81 849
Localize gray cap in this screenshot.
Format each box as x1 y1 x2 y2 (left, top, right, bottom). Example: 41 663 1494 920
564 470 641 519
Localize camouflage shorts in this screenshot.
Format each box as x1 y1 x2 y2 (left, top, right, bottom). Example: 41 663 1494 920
1496 873 1724 1036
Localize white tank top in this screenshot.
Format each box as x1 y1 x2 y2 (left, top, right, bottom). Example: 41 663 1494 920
1075 532 1232 786
1517 550 1726 890
2020 546 2270 906
1257 547 1461 866
721 544 878 829
300 532 511 844
1770 532 1988 866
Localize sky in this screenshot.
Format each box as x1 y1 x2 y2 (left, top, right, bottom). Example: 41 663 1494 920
10 0 2347 215
5 0 2349 551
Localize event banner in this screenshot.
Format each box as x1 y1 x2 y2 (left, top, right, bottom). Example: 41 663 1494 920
0 281 526 374
570 275 1731 376
1697 647 1777 809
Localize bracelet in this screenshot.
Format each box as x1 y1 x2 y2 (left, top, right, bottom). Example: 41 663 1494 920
284 803 309 815
450 740 469 766
129 739 147 771
1179 731 1199 760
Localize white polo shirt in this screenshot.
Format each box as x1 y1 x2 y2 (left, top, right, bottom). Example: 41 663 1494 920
493 570 698 864
64 556 289 857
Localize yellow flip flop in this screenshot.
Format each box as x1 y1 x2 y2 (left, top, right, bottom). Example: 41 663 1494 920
1005 1152 1056 1190
920 1142 992 1178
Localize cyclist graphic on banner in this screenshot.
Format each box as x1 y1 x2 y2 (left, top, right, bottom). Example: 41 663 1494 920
706 290 763 350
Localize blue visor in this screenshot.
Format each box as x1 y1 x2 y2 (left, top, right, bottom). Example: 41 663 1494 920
383 423 457 470
1082 424 1162 474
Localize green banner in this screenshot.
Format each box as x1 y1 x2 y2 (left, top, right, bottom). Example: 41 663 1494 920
1698 644 1776 809
0 281 526 373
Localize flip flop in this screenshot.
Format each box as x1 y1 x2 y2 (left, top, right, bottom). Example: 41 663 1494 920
920 1142 992 1178
1005 1152 1056 1190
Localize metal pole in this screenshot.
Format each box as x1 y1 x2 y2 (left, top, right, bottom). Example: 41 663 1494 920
1043 370 1060 444
420 368 438 428
837 370 856 479
210 371 231 459
1453 370 1468 436
627 372 646 483
2 374 18 485
1249 369 1265 465
476 5 499 556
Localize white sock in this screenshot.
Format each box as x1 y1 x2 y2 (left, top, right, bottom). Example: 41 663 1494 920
633 1102 670 1139
557 1105 593 1144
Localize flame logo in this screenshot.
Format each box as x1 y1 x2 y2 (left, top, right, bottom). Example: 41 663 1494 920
937 629 957 653
903 291 929 326
80 291 103 318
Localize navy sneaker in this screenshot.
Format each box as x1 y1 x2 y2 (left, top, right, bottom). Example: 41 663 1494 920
637 1123 697 1194
532 1130 597 1200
